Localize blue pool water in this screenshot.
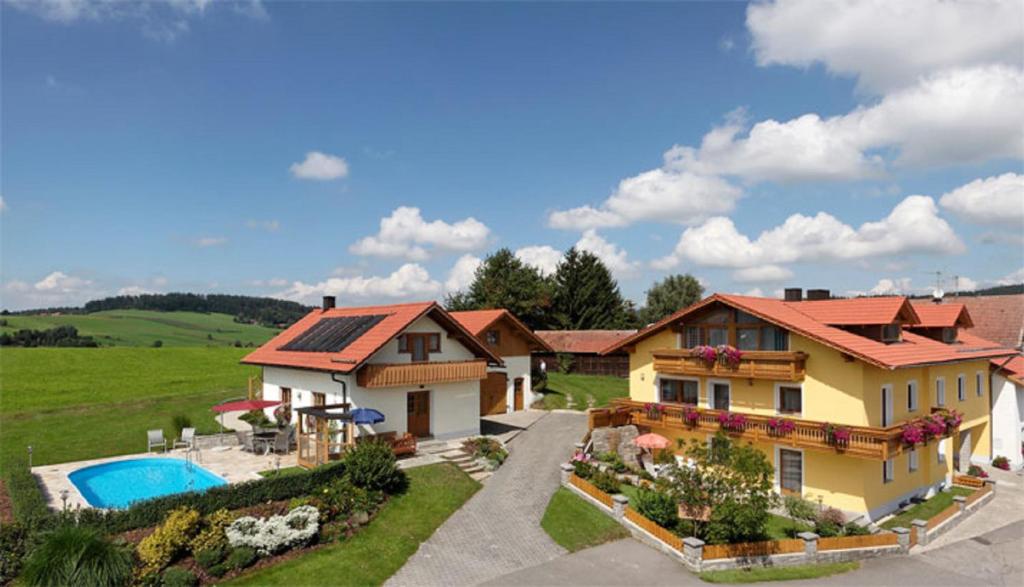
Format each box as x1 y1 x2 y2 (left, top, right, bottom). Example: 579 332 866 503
68 458 227 508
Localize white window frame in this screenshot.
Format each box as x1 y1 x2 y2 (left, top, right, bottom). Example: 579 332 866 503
774 382 803 417
937 439 946 464
957 374 966 402
658 375 701 406
936 377 946 407
707 379 732 411
908 448 918 472
773 445 804 496
883 458 895 483
907 380 919 412
881 384 894 427
976 371 984 397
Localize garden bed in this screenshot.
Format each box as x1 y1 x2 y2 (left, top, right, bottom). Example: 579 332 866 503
880 486 974 530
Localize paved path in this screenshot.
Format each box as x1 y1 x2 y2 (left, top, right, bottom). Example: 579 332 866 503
387 411 587 586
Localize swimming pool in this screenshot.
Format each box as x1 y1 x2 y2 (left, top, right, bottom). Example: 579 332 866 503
68 458 227 508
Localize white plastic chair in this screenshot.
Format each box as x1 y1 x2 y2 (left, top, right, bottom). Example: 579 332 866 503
174 427 196 450
147 429 167 453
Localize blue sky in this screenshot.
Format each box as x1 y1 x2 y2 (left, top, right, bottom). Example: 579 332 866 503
2 0 1022 311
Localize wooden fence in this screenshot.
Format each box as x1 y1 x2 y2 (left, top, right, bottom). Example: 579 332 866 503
818 533 898 552
953 474 985 489
702 538 805 560
927 503 960 530
569 474 614 508
965 483 992 506
624 506 684 551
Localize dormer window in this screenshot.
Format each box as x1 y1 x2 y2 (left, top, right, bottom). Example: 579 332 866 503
881 323 901 342
942 327 957 344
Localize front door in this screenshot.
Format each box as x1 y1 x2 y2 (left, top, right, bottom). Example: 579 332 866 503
407 390 431 437
955 428 972 471
480 373 507 416
513 378 524 411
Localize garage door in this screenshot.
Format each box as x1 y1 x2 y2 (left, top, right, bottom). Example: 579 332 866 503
480 373 507 416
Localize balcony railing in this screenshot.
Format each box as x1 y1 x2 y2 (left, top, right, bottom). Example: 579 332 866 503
357 359 488 389
591 399 953 461
652 348 808 381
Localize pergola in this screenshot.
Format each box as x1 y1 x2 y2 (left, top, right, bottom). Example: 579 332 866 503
294 403 355 468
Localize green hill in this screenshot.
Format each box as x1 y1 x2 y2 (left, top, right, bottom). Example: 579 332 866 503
0 309 282 347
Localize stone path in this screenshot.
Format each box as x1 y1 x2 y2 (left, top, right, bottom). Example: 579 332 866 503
386 411 587 587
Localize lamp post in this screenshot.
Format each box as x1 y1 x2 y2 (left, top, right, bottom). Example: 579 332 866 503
27 445 33 470
59 489 70 512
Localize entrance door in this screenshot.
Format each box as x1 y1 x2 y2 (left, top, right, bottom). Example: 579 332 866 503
955 428 972 471
513 378 524 411
881 385 893 427
480 373 508 416
407 390 431 437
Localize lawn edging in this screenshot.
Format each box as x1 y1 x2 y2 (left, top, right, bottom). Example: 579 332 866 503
909 480 996 547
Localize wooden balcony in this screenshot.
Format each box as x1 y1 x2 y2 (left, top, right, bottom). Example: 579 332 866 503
593 399 953 461
357 359 488 389
652 348 808 381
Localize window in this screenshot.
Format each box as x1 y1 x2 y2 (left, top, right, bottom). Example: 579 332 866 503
684 326 703 348
957 374 966 402
908 448 918 472
707 328 728 347
937 441 946 464
942 327 957 343
882 323 901 342
711 382 730 410
883 458 895 483
399 333 441 362
778 385 802 414
881 385 893 427
737 328 759 350
312 392 326 407
485 329 500 346
936 377 946 406
661 379 699 405
779 449 802 494
907 381 918 412
976 372 984 397
280 387 292 406
761 327 789 351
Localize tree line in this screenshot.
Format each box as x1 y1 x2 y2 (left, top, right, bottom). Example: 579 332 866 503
445 248 704 331
0 325 99 347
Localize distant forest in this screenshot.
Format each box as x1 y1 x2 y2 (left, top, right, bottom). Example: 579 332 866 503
5 293 311 328
0 325 99 347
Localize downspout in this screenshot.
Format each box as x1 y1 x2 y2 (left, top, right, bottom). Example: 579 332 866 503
330 372 349 412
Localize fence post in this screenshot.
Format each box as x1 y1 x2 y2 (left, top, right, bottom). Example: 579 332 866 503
560 463 573 486
892 527 911 552
911 519 929 546
797 531 819 557
953 495 967 514
682 537 705 572
612 494 628 519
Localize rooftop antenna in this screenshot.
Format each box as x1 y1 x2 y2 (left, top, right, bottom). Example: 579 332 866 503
952 275 960 298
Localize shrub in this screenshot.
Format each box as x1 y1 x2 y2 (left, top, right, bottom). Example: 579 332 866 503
842 522 871 536
967 464 989 478
783 495 817 525
152 340 163 348
137 507 202 576
161 566 197 587
308 477 371 521
992 456 1010 470
4 465 55 528
572 460 596 480
225 506 320 556
206 563 228 578
589 468 620 495
0 522 30 584
463 437 508 467
189 509 234 554
818 507 846 526
193 546 225 570
814 508 845 538
654 449 676 466
224 546 257 571
343 441 406 493
21 525 133 587
597 451 628 473
171 415 192 440
705 497 771 544
239 410 272 429
634 488 678 531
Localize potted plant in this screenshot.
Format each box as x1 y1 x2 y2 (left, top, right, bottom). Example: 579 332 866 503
767 417 795 436
715 345 743 368
716 411 747 433
644 403 665 421
992 456 1010 470
682 406 701 427
692 345 718 368
900 422 925 446
821 422 851 446
966 464 989 478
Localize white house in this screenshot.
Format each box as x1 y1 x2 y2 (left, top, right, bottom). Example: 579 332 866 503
992 355 1024 469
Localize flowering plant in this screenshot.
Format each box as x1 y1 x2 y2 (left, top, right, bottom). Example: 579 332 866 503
682 407 701 427
716 345 743 368
901 423 925 446
767 417 795 435
992 456 1010 470
967 464 989 478
922 415 947 439
821 422 851 445
226 505 320 556
717 411 747 432
644 403 665 420
693 345 719 367
571 452 592 463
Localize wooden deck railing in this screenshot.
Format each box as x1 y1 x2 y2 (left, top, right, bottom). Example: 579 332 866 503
702 538 805 560
652 349 808 382
624 507 684 551
598 399 953 461
356 359 487 388
817 533 897 551
569 474 614 508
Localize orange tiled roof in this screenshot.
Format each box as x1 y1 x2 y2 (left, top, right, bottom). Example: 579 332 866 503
796 297 919 325
602 293 1015 370
908 302 973 328
952 294 1024 350
993 354 1024 385
449 309 554 353
242 301 502 373
535 330 637 354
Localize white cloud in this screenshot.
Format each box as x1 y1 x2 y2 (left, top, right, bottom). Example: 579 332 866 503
152 276 169 287
732 265 794 284
34 271 91 292
866 278 914 296
349 207 490 261
194 236 227 248
246 219 281 232
273 264 441 305
997 267 1024 286
249 278 289 288
1 271 106 310
940 172 1024 226
514 245 563 277
575 230 639 278
953 276 979 292
289 151 349 181
747 0 1024 92
117 285 156 296
444 254 481 293
742 287 765 297
658 195 963 270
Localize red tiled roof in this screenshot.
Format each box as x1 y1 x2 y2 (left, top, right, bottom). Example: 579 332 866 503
449 309 554 353
796 297 919 325
535 330 637 354
908 302 973 328
951 294 1024 350
602 293 1015 370
242 301 502 373
993 354 1024 385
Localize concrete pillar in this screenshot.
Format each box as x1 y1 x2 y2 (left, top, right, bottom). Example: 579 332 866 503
612 494 629 519
682 537 705 571
797 531 819 556
574 441 585 452
892 527 911 552
953 495 967 514
912 519 929 546
560 463 574 486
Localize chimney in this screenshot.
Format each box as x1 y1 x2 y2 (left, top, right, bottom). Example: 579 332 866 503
806 289 830 301
322 296 336 311
784 288 803 302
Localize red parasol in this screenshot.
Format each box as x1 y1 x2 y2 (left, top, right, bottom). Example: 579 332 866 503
633 433 671 450
212 399 280 413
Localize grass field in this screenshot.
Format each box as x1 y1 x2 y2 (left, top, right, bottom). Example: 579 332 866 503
0 347 257 470
0 309 280 347
541 487 630 552
699 562 859 583
538 372 629 410
230 463 480 586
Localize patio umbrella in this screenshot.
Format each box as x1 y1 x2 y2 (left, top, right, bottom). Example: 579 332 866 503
633 433 670 450
349 408 385 425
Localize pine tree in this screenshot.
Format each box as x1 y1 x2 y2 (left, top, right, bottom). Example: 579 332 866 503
444 248 553 329
551 248 630 330
639 274 704 325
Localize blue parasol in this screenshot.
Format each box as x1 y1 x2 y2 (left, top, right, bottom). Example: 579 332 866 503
349 407 386 425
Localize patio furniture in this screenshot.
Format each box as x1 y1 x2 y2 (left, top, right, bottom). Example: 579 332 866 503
272 427 293 454
356 431 417 457
173 427 196 450
147 429 167 453
235 430 255 453
253 431 277 455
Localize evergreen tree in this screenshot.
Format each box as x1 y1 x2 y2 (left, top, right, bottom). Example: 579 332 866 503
551 248 630 330
444 248 553 329
639 274 704 325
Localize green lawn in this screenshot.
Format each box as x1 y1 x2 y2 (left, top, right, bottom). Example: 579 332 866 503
230 463 480 586
765 513 811 540
0 347 257 470
539 372 628 410
0 309 280 347
540 487 630 552
880 486 974 530
699 562 859 584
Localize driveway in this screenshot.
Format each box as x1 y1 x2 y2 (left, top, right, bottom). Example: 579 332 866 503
386 411 587 586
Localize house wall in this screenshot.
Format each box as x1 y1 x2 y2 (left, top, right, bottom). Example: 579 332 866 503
486 355 534 412
992 372 1024 468
372 315 477 363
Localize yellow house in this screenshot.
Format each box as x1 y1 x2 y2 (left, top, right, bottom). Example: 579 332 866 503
599 290 1015 522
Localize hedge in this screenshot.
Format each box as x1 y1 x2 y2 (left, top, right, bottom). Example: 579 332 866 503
3 462 53 528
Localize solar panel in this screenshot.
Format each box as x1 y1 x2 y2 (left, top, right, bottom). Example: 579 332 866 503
280 315 387 352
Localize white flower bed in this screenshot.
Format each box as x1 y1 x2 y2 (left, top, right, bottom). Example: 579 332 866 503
226 505 320 556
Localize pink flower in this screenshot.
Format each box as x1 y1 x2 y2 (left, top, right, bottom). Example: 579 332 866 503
901 423 925 446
